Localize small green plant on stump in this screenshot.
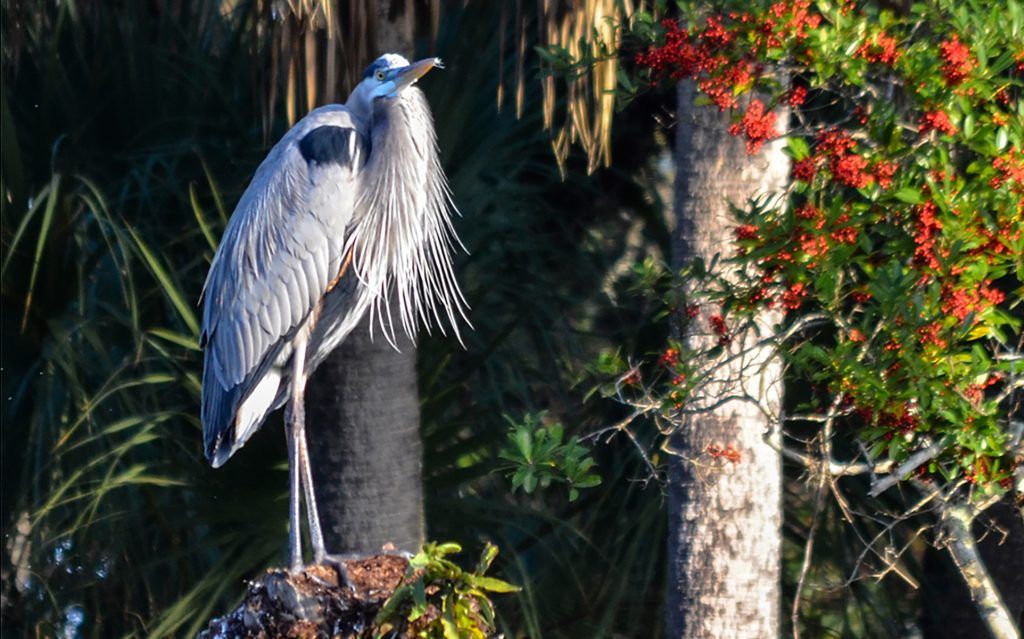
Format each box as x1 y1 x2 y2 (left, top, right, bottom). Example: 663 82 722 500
375 543 519 639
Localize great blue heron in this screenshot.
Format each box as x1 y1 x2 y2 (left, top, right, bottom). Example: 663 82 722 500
200 53 466 572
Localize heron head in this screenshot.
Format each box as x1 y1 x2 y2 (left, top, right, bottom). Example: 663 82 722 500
361 54 441 101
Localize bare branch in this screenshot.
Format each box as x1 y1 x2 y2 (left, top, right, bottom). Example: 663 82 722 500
868 439 946 497
940 502 1022 639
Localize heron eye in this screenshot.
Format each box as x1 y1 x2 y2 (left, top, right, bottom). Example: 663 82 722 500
374 70 386 81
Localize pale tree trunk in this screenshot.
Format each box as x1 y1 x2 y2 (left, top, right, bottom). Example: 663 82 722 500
666 81 789 638
304 3 425 556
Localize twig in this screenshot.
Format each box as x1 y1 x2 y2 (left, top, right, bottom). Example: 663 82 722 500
777 443 883 477
844 483 946 587
791 438 828 638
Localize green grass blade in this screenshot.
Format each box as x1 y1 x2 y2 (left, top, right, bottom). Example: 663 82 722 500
1 182 51 275
147 328 200 351
189 182 220 253
126 226 200 335
20 174 61 330
200 156 228 226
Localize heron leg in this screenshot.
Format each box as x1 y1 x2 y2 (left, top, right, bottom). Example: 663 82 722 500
289 338 327 560
284 388 303 572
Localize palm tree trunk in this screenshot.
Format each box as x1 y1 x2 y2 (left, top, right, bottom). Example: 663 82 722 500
666 81 789 637
306 322 424 554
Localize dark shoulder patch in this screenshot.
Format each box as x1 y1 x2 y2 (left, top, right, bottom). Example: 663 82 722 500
298 125 364 167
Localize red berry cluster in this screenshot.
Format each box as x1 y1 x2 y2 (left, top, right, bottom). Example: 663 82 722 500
918 110 957 136
803 128 877 188
706 443 742 464
974 225 1020 262
938 35 975 86
990 149 1024 196
964 456 989 485
795 203 822 224
792 157 816 182
782 282 808 310
747 278 776 308
659 347 680 367
912 201 943 272
831 153 873 188
872 160 898 189
816 128 856 155
786 84 808 107
941 282 1006 321
916 321 947 349
861 402 923 437
851 290 872 304
734 224 760 241
728 99 778 153
855 33 902 66
622 369 642 386
708 314 731 345
830 213 858 244
758 0 821 49
963 374 1002 405
634 17 752 110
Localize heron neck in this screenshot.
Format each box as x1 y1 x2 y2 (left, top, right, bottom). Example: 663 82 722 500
345 87 466 344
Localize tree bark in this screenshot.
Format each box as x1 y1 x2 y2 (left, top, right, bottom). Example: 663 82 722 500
306 324 424 554
303 2 424 556
666 81 789 638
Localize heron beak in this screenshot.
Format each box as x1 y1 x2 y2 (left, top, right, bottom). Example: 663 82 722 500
392 58 441 93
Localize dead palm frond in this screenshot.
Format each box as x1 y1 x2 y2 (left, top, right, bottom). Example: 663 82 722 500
502 1 653 174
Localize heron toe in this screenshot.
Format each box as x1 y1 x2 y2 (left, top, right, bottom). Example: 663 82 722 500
316 553 357 592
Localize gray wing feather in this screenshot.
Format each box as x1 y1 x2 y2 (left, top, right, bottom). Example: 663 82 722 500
200 107 367 461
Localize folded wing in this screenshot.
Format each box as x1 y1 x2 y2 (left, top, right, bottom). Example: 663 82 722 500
200 109 369 466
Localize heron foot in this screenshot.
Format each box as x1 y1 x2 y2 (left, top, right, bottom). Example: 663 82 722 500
309 548 413 593
314 553 357 593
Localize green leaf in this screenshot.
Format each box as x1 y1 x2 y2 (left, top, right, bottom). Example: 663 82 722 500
408 579 427 621
995 127 1009 150
441 611 460 639
474 543 499 575
574 474 602 488
513 426 532 461
786 136 810 160
523 471 538 493
893 187 922 204
467 576 521 593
